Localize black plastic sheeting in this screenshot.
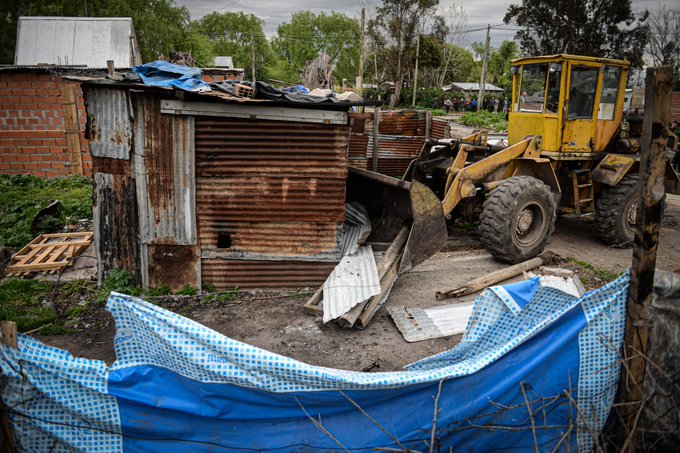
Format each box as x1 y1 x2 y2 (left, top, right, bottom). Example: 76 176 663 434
210 80 346 104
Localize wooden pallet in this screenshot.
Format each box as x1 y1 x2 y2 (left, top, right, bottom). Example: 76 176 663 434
6 232 93 277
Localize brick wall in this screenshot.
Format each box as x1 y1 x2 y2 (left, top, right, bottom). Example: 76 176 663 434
671 91 680 123
0 71 92 178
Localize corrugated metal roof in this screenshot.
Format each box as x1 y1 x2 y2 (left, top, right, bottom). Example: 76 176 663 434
213 56 234 69
15 17 140 68
445 82 504 92
322 245 381 323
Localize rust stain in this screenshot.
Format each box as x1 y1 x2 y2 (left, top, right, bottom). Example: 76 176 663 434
148 244 199 291
201 259 337 289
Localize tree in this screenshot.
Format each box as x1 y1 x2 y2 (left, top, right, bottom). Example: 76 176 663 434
272 11 360 85
368 0 439 107
504 0 649 66
192 12 276 80
647 5 680 89
487 40 519 91
436 3 469 86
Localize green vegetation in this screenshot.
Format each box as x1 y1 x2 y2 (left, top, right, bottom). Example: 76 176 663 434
565 258 620 283
0 270 243 335
0 175 92 250
459 110 508 132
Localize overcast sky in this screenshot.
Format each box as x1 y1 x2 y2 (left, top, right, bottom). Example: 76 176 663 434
176 0 674 48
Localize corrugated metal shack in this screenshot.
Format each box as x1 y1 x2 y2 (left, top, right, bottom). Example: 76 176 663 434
348 110 450 177
83 80 353 290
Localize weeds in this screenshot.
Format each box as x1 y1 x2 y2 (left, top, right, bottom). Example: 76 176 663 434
565 258 620 283
458 110 508 132
0 175 92 250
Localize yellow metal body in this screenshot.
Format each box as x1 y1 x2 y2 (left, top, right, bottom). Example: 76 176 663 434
508 54 630 154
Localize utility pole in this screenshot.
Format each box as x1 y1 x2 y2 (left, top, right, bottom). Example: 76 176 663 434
82 0 88 16
477 24 491 111
412 33 420 107
357 7 365 98
250 31 256 83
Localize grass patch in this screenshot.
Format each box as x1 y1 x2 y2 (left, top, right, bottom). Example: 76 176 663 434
0 278 55 331
0 174 92 251
459 110 508 132
565 257 620 283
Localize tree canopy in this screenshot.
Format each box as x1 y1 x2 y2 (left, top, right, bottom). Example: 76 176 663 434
504 0 649 66
271 11 360 85
368 0 439 107
646 5 680 89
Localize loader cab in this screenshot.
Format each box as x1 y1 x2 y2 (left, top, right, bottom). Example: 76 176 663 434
508 55 630 155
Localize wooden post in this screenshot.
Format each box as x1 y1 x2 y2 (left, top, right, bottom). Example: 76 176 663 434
106 60 114 76
1 321 17 453
61 85 84 175
618 66 673 448
372 107 380 173
250 31 256 84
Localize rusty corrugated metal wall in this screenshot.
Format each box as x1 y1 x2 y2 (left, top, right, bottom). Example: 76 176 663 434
86 83 351 291
348 110 450 177
194 117 349 289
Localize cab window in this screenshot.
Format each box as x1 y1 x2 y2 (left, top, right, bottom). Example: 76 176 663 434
518 64 547 113
568 66 598 119
545 63 562 114
598 66 621 120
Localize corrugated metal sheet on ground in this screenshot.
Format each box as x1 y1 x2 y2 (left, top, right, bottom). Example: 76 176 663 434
389 302 474 343
322 245 381 323
201 259 337 289
341 202 371 256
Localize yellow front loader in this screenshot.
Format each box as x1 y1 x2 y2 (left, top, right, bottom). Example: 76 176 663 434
392 54 680 263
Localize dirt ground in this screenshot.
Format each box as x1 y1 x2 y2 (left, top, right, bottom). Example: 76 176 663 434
35 193 680 372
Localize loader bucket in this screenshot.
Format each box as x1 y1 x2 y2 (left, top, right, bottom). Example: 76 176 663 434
346 167 447 273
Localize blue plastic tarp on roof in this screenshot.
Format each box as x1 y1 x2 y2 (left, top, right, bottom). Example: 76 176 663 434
133 61 211 92
0 273 628 452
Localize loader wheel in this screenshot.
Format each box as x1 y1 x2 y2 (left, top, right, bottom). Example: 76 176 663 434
479 176 557 263
595 174 639 246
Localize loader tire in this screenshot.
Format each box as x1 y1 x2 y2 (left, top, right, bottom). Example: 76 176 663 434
479 176 557 263
595 174 640 246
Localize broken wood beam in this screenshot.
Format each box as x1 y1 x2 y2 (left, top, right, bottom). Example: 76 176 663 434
435 252 555 300
338 226 409 328
618 66 673 448
355 253 402 329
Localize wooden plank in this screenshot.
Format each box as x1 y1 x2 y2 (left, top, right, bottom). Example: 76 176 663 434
41 232 92 238
43 245 69 264
10 235 48 265
355 253 402 329
619 66 673 447
8 261 70 272
302 286 324 315
338 227 409 328
28 241 91 248
61 84 84 176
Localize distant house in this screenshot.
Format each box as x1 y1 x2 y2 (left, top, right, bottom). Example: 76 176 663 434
213 56 234 69
14 16 141 68
443 82 505 96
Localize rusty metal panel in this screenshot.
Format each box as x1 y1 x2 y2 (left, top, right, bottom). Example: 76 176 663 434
83 86 132 160
93 172 141 285
134 94 196 245
201 259 337 289
378 110 427 136
199 221 340 260
195 116 348 287
147 244 200 291
431 117 451 139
